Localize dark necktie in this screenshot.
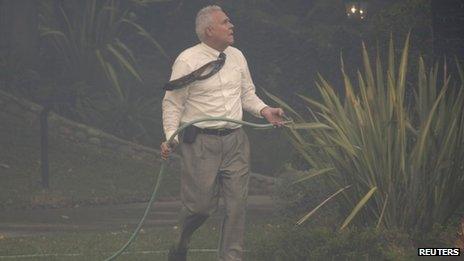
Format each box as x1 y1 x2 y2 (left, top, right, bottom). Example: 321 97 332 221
163 52 226 91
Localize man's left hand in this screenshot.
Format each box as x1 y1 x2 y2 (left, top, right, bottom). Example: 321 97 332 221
260 106 285 127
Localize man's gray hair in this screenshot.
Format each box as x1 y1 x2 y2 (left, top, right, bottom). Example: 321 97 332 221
195 5 222 42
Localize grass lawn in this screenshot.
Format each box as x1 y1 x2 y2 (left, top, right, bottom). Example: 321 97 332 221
0 110 279 260
0 111 180 210
0 217 272 261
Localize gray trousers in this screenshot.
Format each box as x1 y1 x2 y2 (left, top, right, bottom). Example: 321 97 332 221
177 128 250 261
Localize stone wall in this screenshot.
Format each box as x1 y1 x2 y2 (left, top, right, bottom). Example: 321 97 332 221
0 89 275 194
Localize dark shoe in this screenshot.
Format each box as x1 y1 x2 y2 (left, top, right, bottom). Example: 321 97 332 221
167 245 187 261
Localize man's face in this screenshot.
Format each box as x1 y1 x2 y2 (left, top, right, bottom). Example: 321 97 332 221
207 11 234 48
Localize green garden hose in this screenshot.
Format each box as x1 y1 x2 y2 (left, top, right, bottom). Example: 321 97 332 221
104 117 292 261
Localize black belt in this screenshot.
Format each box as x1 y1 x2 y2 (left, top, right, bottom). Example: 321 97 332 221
197 126 239 136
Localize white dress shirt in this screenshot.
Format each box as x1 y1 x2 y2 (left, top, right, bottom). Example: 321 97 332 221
162 42 268 141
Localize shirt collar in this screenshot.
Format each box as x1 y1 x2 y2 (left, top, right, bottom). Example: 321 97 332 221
200 42 227 58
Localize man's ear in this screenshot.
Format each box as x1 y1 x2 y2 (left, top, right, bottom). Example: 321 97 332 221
205 26 213 37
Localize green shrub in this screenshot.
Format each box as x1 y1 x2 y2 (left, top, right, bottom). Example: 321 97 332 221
39 0 167 143
267 35 464 234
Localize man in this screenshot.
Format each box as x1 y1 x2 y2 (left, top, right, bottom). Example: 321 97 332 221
160 5 284 261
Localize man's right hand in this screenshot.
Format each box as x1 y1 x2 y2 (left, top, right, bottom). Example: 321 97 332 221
160 141 178 160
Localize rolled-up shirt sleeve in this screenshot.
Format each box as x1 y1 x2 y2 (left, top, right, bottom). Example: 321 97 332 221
239 53 268 118
162 58 191 142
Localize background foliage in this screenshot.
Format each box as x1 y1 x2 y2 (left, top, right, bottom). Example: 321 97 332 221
0 0 433 173
272 35 464 235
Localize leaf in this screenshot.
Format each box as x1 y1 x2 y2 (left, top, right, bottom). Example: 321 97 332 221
397 33 410 100
376 194 388 229
105 62 125 101
114 39 137 64
121 18 169 59
107 43 142 82
289 122 332 130
388 33 396 88
412 80 449 168
286 131 317 166
340 186 377 230
296 185 351 226
40 29 67 38
296 93 330 112
261 88 304 121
